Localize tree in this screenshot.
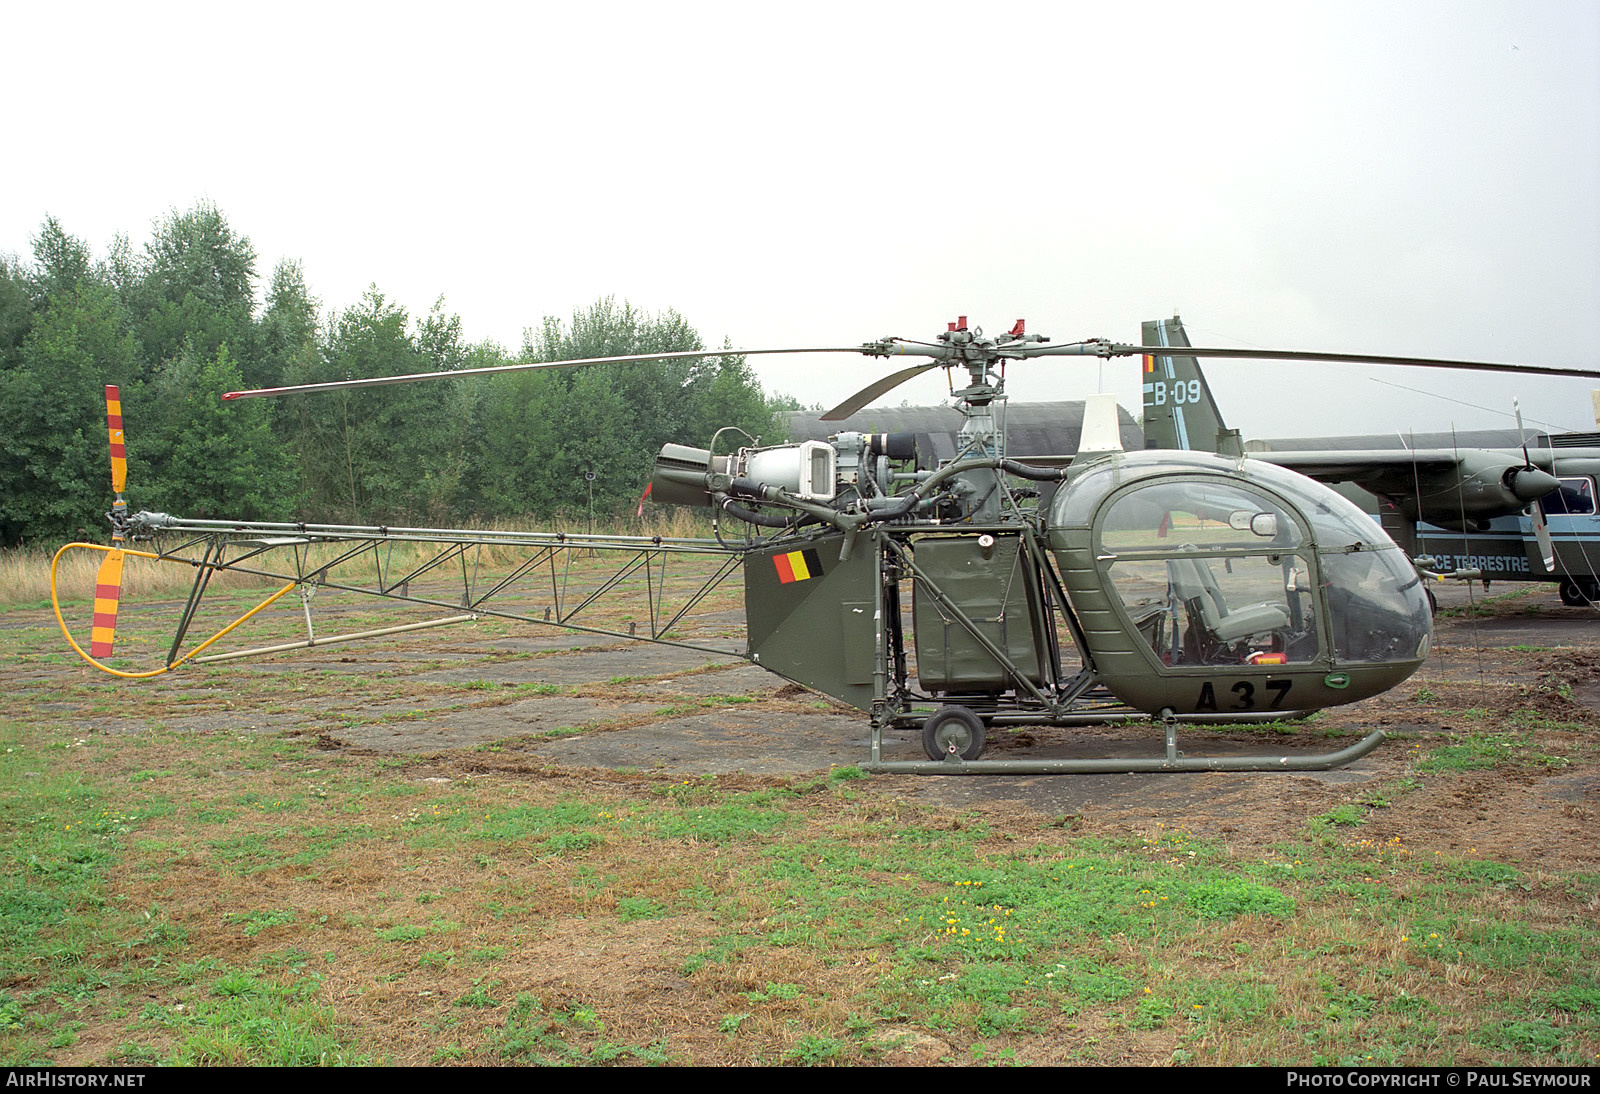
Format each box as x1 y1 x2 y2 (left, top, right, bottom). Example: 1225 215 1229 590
135 203 258 371
137 344 301 521
693 347 781 446
0 283 141 544
287 289 474 523
0 205 787 539
470 298 776 521
144 201 257 311
25 217 94 305
252 259 320 392
0 255 33 372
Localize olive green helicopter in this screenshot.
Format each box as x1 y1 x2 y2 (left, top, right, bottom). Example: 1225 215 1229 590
54 317 1600 774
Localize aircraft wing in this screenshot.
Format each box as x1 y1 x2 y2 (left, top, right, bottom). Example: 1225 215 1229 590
1254 449 1559 521
1254 450 1462 489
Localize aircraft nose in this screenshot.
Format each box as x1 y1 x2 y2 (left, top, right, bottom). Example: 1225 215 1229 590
1506 466 1560 502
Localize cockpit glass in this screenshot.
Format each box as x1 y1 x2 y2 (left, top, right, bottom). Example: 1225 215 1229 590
1320 549 1432 663
1095 476 1316 666
1054 452 1242 526
1065 452 1430 674
1107 551 1319 666
1238 460 1387 547
1096 480 1304 554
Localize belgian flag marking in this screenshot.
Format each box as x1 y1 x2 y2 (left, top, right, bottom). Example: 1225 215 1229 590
773 548 824 585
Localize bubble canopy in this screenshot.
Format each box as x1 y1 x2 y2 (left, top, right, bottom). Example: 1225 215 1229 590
1046 450 1431 715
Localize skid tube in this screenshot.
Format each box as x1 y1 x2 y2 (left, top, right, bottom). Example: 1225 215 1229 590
862 710 1387 776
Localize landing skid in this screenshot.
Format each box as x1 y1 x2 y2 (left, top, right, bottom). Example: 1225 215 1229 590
863 705 1386 775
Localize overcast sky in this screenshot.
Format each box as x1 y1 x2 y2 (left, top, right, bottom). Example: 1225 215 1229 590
6 0 1597 442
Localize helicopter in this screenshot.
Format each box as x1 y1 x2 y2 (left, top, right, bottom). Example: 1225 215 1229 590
1140 314 1600 607
52 318 1600 774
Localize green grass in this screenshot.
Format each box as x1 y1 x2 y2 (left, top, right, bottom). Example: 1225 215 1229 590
1 710 1597 1066
1415 731 1572 773
137 968 370 1065
0 723 373 1065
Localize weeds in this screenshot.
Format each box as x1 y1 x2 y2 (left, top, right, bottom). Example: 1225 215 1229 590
2 613 1598 1066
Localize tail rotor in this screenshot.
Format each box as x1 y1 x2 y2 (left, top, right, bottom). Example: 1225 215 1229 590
93 385 128 658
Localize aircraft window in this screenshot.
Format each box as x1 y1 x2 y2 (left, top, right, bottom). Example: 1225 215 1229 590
1239 460 1387 547
1320 549 1431 663
1106 552 1318 666
1052 452 1241 526
1096 481 1304 554
1547 477 1596 515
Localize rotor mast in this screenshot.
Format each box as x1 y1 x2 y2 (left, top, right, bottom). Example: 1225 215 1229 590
946 318 1007 523
848 317 1052 523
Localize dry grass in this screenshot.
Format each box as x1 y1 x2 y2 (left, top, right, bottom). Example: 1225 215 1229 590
2 508 721 608
0 545 279 607
3 583 1599 1065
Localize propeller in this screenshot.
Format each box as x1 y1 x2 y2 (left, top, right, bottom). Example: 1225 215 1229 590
1515 398 1557 573
93 385 128 659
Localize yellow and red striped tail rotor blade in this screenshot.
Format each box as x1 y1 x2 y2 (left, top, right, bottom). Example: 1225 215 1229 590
90 549 125 660
105 385 127 497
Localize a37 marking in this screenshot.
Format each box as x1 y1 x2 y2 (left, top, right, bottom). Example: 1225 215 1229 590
1194 679 1294 712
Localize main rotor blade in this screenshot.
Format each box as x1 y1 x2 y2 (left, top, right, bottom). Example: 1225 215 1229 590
820 363 945 421
822 337 1600 421
222 346 868 400
1047 342 1600 380
221 328 1600 406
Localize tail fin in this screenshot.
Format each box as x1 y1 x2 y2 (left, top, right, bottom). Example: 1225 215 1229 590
1140 315 1242 455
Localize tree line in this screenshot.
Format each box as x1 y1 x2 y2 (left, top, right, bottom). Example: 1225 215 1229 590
0 204 790 546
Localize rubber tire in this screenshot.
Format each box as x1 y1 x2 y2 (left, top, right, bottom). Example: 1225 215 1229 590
1559 579 1593 607
921 706 987 761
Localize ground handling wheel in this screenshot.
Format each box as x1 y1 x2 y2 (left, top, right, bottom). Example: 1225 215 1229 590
921 706 987 761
